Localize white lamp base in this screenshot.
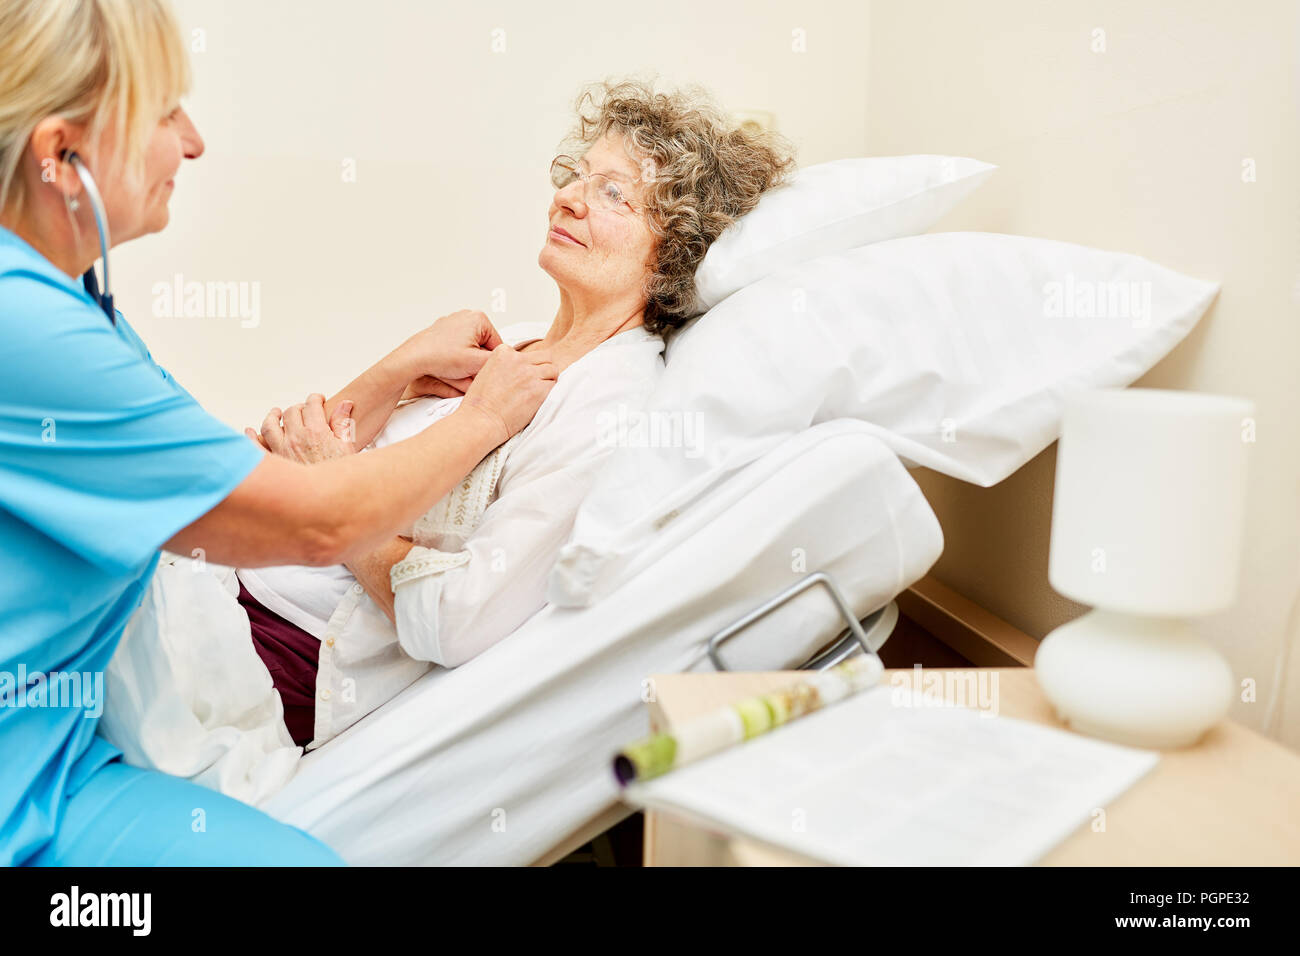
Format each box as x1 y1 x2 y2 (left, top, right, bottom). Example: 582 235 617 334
1034 608 1234 750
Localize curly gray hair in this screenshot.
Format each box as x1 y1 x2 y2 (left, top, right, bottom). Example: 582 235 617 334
559 79 796 335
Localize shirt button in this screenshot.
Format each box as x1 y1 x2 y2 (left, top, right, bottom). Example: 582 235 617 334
325 636 335 648
320 689 332 701
352 583 364 595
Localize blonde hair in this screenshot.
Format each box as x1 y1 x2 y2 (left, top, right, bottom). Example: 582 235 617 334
0 0 190 219
560 78 796 334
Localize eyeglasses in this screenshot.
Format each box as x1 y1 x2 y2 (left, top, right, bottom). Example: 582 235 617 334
549 155 642 216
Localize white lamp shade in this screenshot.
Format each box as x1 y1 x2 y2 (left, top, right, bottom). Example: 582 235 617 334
1048 388 1254 617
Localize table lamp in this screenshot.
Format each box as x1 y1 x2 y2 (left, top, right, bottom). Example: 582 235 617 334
1036 387 1254 749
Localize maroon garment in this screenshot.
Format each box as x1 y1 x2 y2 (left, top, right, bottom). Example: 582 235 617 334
237 581 319 748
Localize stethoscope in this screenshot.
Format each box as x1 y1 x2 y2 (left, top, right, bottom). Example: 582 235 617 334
64 151 115 325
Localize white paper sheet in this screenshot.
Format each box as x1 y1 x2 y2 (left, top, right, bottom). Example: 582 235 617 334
626 686 1159 865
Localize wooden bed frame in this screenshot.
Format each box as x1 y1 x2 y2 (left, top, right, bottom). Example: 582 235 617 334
885 574 1038 668
534 573 1043 865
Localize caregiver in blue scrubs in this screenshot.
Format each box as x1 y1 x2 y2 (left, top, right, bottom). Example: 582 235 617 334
0 0 556 866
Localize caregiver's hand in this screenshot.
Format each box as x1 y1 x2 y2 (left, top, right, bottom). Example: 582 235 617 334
398 309 504 385
457 344 558 446
321 308 503 452
249 395 358 464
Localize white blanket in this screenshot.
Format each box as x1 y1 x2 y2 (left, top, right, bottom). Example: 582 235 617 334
96 555 302 806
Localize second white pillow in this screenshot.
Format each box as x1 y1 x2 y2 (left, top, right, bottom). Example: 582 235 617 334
691 154 997 313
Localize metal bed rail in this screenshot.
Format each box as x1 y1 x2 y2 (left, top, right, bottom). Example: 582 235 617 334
706 570 898 672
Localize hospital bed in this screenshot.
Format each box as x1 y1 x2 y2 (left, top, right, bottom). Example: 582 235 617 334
260 418 945 865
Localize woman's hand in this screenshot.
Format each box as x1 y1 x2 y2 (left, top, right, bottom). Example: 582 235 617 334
456 344 558 445
397 310 504 389
401 373 474 402
247 394 358 464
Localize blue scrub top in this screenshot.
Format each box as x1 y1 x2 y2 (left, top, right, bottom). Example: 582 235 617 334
0 225 264 865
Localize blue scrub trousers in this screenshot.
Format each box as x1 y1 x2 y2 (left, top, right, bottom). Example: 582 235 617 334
29 760 344 866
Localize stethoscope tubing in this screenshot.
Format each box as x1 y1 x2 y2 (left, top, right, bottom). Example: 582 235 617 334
67 152 115 324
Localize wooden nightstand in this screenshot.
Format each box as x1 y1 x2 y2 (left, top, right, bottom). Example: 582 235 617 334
638 668 1300 866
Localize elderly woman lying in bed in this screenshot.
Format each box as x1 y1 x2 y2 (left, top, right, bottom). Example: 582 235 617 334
227 81 794 751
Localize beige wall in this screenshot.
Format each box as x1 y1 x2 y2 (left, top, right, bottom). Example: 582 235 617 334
866 0 1300 746
115 0 869 430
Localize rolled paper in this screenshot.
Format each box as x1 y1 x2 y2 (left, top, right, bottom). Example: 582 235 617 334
613 654 884 785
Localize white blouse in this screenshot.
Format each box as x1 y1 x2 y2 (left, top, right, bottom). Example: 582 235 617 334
237 324 665 748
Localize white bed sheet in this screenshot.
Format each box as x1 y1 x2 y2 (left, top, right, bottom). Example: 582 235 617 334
260 419 944 865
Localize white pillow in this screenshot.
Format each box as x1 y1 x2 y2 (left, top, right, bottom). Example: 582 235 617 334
549 231 1220 608
691 155 997 313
